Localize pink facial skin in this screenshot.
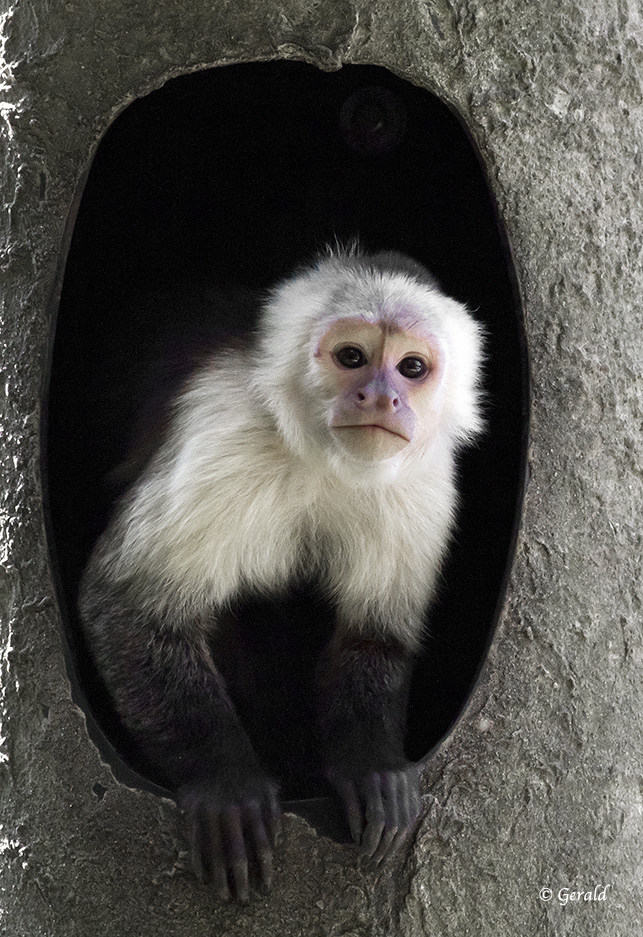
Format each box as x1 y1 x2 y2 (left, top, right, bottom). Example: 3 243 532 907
314 317 442 463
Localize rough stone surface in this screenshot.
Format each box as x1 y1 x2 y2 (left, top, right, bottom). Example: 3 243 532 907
1 1 642 935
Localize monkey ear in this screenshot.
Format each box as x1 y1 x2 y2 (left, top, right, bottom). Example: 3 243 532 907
440 298 486 444
253 264 338 455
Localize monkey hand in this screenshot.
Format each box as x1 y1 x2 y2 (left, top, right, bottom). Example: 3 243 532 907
327 763 421 869
178 774 282 903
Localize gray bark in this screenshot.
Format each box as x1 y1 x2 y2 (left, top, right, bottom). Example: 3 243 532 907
0 0 641 934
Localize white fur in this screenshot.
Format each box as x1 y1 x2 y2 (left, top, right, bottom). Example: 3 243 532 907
91 252 484 649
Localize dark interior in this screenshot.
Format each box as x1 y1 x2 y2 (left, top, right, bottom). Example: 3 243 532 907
44 61 529 835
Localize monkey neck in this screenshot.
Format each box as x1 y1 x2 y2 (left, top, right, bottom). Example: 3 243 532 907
282 426 452 493
324 450 407 488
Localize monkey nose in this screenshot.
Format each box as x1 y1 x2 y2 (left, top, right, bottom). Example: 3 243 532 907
376 391 400 410
356 382 400 410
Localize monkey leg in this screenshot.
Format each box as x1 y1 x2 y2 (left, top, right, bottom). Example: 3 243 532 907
79 580 282 901
317 634 422 867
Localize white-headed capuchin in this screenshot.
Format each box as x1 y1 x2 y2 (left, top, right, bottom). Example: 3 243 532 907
80 248 484 902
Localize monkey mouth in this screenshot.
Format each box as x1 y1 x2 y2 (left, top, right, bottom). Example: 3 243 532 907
333 423 410 442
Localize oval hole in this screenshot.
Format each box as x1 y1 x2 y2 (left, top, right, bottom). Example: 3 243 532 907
44 61 529 835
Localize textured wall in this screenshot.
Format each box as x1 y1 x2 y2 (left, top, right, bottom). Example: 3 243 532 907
1 1 642 935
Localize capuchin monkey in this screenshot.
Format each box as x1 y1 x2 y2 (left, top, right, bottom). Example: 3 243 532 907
79 247 484 902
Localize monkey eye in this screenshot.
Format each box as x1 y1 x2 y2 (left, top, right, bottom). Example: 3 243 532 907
398 356 429 379
335 345 367 369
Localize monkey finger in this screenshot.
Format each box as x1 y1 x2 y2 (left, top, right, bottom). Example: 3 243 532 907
221 806 250 904
244 801 275 892
376 822 412 869
255 843 274 894
408 779 422 825
359 773 386 861
384 773 422 861
365 772 401 867
396 770 412 828
187 809 210 883
367 820 401 868
208 839 233 903
334 777 364 845
230 857 251 904
186 808 208 884
399 783 421 845
366 824 399 868
195 810 231 902
381 770 402 829
384 784 417 863
263 785 283 847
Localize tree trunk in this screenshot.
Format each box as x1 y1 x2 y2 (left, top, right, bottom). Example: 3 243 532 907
1 0 641 934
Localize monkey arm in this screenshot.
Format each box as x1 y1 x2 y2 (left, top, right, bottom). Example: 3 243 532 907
79 575 281 903
317 633 422 867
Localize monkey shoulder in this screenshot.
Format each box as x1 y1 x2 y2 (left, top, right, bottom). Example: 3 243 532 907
89 354 308 613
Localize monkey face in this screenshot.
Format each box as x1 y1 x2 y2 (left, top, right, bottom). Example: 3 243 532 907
314 318 441 463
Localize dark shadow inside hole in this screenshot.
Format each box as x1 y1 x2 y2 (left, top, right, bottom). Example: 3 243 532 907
44 61 529 835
